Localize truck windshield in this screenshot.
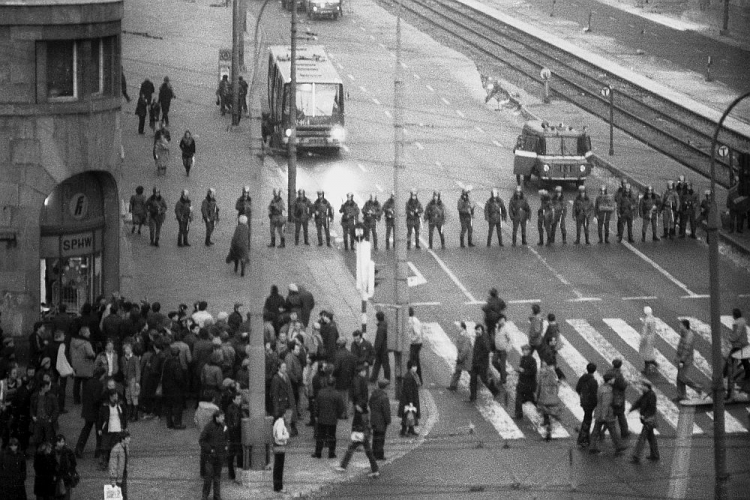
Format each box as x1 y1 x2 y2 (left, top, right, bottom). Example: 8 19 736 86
285 83 341 126
544 136 580 156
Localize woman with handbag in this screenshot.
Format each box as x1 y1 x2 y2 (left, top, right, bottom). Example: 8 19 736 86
53 434 78 500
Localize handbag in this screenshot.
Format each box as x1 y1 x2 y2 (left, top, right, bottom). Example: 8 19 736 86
104 484 124 500
350 431 365 443
56 343 75 378
55 477 68 497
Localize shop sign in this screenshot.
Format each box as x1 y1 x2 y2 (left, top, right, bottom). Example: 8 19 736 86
61 232 94 257
69 193 89 220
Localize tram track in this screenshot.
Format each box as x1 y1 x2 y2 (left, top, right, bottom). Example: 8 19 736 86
379 0 750 188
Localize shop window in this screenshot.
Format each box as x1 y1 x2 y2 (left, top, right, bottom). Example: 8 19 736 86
43 37 116 101
47 41 77 99
41 256 100 313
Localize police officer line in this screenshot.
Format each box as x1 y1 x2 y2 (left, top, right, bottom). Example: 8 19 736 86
423 316 748 441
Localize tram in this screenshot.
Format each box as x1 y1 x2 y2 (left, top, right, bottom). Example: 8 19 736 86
266 45 345 153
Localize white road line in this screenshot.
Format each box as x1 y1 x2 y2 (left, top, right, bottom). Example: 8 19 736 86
441 97 451 106
679 317 731 356
359 85 367 93
336 62 344 70
507 299 541 304
357 163 367 172
374 183 384 192
415 141 424 150
474 125 484 134
359 26 367 31
342 145 350 153
419 237 478 303
623 296 658 301
456 180 466 189
681 295 710 299
389 53 396 59
413 73 420 80
622 241 698 297
347 74 355 81
492 140 503 148
400 62 408 69
378 43 386 49
407 261 427 287
567 297 602 302
720 315 734 330
424 322 525 439
456 110 465 118
426 85 435 92
526 246 586 300
370 34 376 40
609 16 617 21
384 110 392 118
410 302 441 306
403 128 408 135
435 161 442 167
372 97 381 105
567 319 695 433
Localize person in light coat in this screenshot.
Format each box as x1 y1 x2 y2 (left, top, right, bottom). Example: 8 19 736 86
537 361 562 441
448 322 473 391
109 431 130 500
639 306 658 374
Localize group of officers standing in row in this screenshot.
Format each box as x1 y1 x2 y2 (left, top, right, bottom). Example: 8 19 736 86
132 176 711 251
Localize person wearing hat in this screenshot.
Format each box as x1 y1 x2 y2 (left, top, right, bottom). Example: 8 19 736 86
175 189 193 247
679 181 698 239
109 431 131 499
509 185 531 246
661 180 680 239
628 381 659 463
639 185 661 242
268 188 287 248
424 190 446 250
369 379 391 460
332 337 357 419
199 410 228 500
235 186 252 220
572 184 594 245
351 330 374 379
362 193 383 250
594 185 616 244
145 188 167 247
339 192 360 251
382 192 396 250
537 189 552 246
457 187 476 248
291 189 313 246
313 190 334 247
549 185 567 245
201 188 220 246
226 216 251 276
406 188 423 250
484 188 507 247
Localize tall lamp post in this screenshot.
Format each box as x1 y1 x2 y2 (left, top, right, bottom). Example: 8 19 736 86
288 2 298 222
708 90 750 500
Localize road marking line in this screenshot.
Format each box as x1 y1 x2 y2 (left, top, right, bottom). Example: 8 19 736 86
360 26 367 31
441 97 451 105
456 110 465 118
737 294 750 298
413 73 420 80
400 61 408 69
464 300 485 305
336 62 344 70
370 34 376 40
378 43 386 49
526 245 586 300
435 160 442 167
720 315 734 330
680 294 709 299
609 16 617 21
342 145 350 153
622 241 699 297
426 85 435 92
567 319 696 434
474 125 484 133
507 299 540 304
407 261 427 287
492 140 502 147
425 322 525 439
374 183 384 192
359 85 367 93
456 180 466 189
410 302 441 306
357 163 367 172
372 97 381 105
415 141 424 150
623 296 658 301
347 74 355 81
384 110 392 118
566 297 602 302
389 52 396 59
419 237 478 303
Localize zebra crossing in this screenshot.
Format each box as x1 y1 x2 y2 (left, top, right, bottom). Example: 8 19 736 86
424 314 750 441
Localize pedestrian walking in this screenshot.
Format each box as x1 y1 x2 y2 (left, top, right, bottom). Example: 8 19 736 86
339 193 359 251
639 186 661 242
74 367 104 459
0 437 26 500
509 185 530 246
216 75 231 116
383 192 395 250
272 411 289 494
336 411 380 478
200 188 219 247
448 322 472 391
457 188 476 248
362 193 382 250
408 307 424 384
178 130 196 176
606 359 630 438
174 190 193 247
69 326 95 406
128 186 147 235
369 311 390 383
484 188 507 246
369 379 391 460
333 338 357 420
34 442 56 500
30 378 58 447
312 374 344 459
640 306 658 374
139 78 155 104
108 431 130 500
482 288 506 343
238 76 249 115
589 373 628 455
97 390 126 470
53 434 78 500
398 360 421 436
351 330 374 379
148 98 161 132
270 362 298 437
226 216 251 277
135 94 148 134
675 319 706 401
313 190 334 247
158 77 175 126
469 324 500 402
406 189 424 249
572 185 593 245
492 315 511 386
527 304 544 354
199 410 227 500
594 185 615 244
146 188 167 247
291 189 313 246
225 393 243 484
268 189 286 248
537 361 562 441
424 191 446 250
629 382 659 464
575 362 598 447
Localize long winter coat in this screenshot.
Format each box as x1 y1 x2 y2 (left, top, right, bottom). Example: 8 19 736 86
270 372 295 417
369 388 392 432
226 221 251 264
0 447 27 500
162 355 185 401
33 450 56 498
537 365 561 417
332 347 357 391
639 315 657 362
397 370 420 420
455 332 473 371
69 336 95 378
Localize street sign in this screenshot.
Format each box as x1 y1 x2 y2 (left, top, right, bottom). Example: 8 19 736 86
540 67 551 80
600 87 611 97
717 145 729 158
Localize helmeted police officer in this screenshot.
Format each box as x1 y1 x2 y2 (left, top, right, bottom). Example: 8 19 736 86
679 182 698 239
175 189 193 247
362 193 383 250
639 185 660 242
292 189 313 245
537 189 552 246
661 181 680 240
268 188 286 248
424 191 446 250
339 193 360 251
236 186 252 220
572 185 593 245
201 188 219 246
484 188 507 247
594 185 615 244
406 188 423 250
313 190 334 247
383 192 395 250
457 188 476 248
508 185 530 246
617 184 637 243
549 185 567 245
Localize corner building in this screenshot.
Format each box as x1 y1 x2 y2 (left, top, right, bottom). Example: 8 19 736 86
0 0 123 338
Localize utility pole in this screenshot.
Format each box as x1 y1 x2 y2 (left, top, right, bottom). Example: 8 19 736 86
288 2 298 220
393 0 409 399
231 0 242 125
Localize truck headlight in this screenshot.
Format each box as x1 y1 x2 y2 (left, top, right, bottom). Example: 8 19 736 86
579 164 586 172
285 128 292 138
543 164 550 173
330 125 346 142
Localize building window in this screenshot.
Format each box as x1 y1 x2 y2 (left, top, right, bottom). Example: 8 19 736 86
90 37 115 95
47 41 77 99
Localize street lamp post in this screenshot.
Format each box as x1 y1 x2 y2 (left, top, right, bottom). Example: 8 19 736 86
708 90 750 500
288 2 298 222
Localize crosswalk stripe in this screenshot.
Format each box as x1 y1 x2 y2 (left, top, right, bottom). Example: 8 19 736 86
567 319 700 434
720 315 734 331
681 316 731 354
653 318 714 381
423 323 524 439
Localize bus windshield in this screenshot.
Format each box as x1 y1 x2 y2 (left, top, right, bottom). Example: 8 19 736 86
285 83 341 126
544 136 580 156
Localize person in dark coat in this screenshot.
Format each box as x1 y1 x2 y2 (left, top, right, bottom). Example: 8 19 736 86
162 345 186 429
469 324 500 402
139 78 155 103
398 360 421 436
629 381 659 463
263 286 286 334
269 361 297 436
606 359 630 438
135 93 148 134
369 312 390 383
199 410 228 500
53 434 78 499
369 380 391 460
34 442 56 500
515 345 537 419
225 392 243 482
298 286 315 327
350 363 369 416
351 330 375 379
226 216 251 276
0 437 27 500
157 76 175 126
319 311 339 364
575 362 598 447
74 367 105 458
14 366 38 455
332 339 357 419
312 376 345 459
482 288 506 335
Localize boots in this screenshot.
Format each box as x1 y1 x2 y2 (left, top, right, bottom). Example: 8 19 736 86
415 233 421 249
468 236 475 247
268 237 276 248
460 236 465 248
441 234 446 249
234 261 238 273
653 232 660 242
279 237 285 248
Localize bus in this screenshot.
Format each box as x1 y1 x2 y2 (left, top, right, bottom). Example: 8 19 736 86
266 45 345 153
513 120 592 186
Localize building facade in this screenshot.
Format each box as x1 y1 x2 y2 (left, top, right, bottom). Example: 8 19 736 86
0 0 123 337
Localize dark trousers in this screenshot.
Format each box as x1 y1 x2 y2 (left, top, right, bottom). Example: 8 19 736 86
428 223 444 249
590 419 624 452
202 456 222 500
487 222 503 245
618 216 633 241
633 421 659 459
365 222 378 250
137 115 146 134
75 419 99 455
314 423 337 457
512 219 527 244
578 407 594 445
370 352 390 382
597 211 611 242
73 376 89 405
342 224 355 250
294 221 309 244
165 396 183 428
460 217 472 245
149 219 163 244
182 155 193 176
575 218 590 243
372 430 386 459
204 220 215 244
178 220 190 245
409 343 423 383
613 405 629 437
340 439 379 472
514 384 535 418
469 365 498 401
406 222 420 248
537 214 545 244
227 441 243 480
58 376 68 412
273 452 285 492
449 367 466 389
491 350 507 384
385 221 394 249
315 221 331 245
161 104 170 126
116 475 128 500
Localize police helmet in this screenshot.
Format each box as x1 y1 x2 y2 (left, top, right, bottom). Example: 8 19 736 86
667 181 674 189
704 189 711 196
646 185 653 192
491 188 499 198
297 189 305 197
578 185 585 193
687 182 693 190
317 190 324 197
678 175 685 183
600 185 607 193
243 185 250 194
515 185 522 193
433 190 439 198
461 188 469 196
272 188 279 197
538 189 547 195
208 188 216 196
410 188 417 196
390 191 395 198
346 192 354 200
555 185 563 193
370 193 377 201
182 189 189 197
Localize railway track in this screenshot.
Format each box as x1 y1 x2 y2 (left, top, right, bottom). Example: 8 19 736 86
384 0 750 188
